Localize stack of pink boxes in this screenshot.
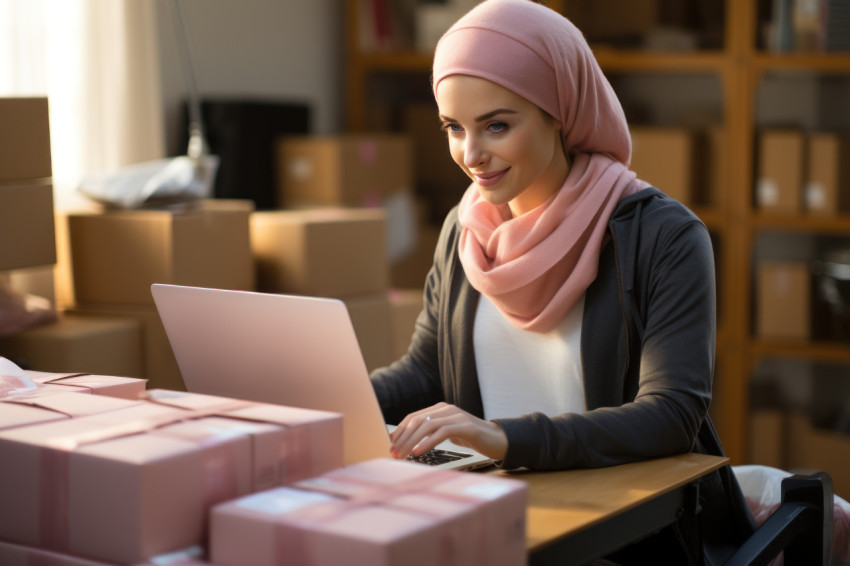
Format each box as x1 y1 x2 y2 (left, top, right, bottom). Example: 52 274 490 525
0 358 528 565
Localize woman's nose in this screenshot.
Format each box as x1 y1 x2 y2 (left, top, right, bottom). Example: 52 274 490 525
463 136 488 168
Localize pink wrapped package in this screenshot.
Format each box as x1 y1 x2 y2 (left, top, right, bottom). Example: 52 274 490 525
0 391 143 431
0 356 147 401
24 369 148 399
210 458 528 566
0 390 343 565
145 389 344 488
0 539 116 566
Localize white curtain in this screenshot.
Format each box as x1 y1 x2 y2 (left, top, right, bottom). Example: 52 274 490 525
0 0 164 210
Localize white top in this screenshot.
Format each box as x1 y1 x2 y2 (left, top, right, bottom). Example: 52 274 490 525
474 294 586 420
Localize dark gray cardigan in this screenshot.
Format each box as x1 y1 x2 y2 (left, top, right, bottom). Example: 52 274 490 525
371 188 756 563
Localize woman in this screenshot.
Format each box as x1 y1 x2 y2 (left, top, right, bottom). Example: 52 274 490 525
370 0 756 562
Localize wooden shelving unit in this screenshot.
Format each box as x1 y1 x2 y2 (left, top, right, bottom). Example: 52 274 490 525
344 0 850 464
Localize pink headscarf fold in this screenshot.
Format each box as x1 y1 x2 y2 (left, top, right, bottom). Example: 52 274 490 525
433 0 650 333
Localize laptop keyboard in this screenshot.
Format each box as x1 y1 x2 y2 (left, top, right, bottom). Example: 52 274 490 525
407 448 470 466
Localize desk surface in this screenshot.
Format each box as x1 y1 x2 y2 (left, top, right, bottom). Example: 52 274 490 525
491 453 728 554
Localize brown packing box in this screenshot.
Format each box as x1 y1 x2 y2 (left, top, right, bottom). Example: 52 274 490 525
277 134 413 208
251 208 388 298
805 132 850 215
0 179 56 270
388 288 423 360
343 293 394 373
747 409 786 469
629 127 697 205
4 266 56 306
788 412 850 498
67 200 254 306
0 97 52 182
756 261 811 340
64 305 184 391
756 129 805 214
390 222 441 289
0 313 143 378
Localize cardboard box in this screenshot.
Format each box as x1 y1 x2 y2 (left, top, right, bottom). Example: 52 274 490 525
388 288 423 360
210 458 527 566
630 127 697 204
0 539 116 566
0 539 214 566
0 391 141 431
756 129 805 214
390 222 440 289
146 389 344 488
0 97 52 182
0 390 343 564
805 132 850 215
756 261 811 340
788 412 850 498
0 179 56 270
0 313 143 379
67 200 254 307
343 293 394 372
64 305 184 391
251 208 389 298
23 370 147 400
4 265 56 305
748 409 786 469
277 134 413 208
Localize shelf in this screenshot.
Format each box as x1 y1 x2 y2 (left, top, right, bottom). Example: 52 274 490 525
754 52 850 74
592 48 729 74
752 339 850 365
353 48 734 76
754 213 850 235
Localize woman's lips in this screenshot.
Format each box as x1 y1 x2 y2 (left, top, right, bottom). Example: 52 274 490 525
473 168 509 187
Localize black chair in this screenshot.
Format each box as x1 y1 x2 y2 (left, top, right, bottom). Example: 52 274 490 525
725 471 834 566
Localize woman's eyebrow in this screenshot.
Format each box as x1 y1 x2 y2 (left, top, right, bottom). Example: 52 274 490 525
439 108 518 123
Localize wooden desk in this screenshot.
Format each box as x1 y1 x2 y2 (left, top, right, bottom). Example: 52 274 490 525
491 453 729 565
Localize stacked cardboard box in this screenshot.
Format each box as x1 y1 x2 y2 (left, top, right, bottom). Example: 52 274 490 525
210 457 527 566
0 388 343 565
57 199 255 390
271 135 428 371
0 97 147 379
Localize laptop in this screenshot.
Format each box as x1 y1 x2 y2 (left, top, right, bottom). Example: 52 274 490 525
150 283 493 471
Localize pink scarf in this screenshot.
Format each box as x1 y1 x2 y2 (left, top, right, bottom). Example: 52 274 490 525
433 0 650 333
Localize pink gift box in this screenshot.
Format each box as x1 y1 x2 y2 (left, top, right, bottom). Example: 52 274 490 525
0 539 116 566
24 370 148 400
210 458 528 566
0 391 143 431
145 389 344 487
0 390 343 564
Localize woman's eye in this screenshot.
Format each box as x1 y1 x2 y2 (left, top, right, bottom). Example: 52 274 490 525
440 123 462 134
488 121 508 133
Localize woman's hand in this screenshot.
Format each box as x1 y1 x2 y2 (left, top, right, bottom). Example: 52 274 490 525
389 402 508 461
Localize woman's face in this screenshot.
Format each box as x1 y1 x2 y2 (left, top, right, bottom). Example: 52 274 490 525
436 75 567 217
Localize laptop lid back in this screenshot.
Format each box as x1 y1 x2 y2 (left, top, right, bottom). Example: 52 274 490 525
150 283 391 465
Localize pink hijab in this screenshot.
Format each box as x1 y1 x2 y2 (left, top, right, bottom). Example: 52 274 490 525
433 0 650 333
